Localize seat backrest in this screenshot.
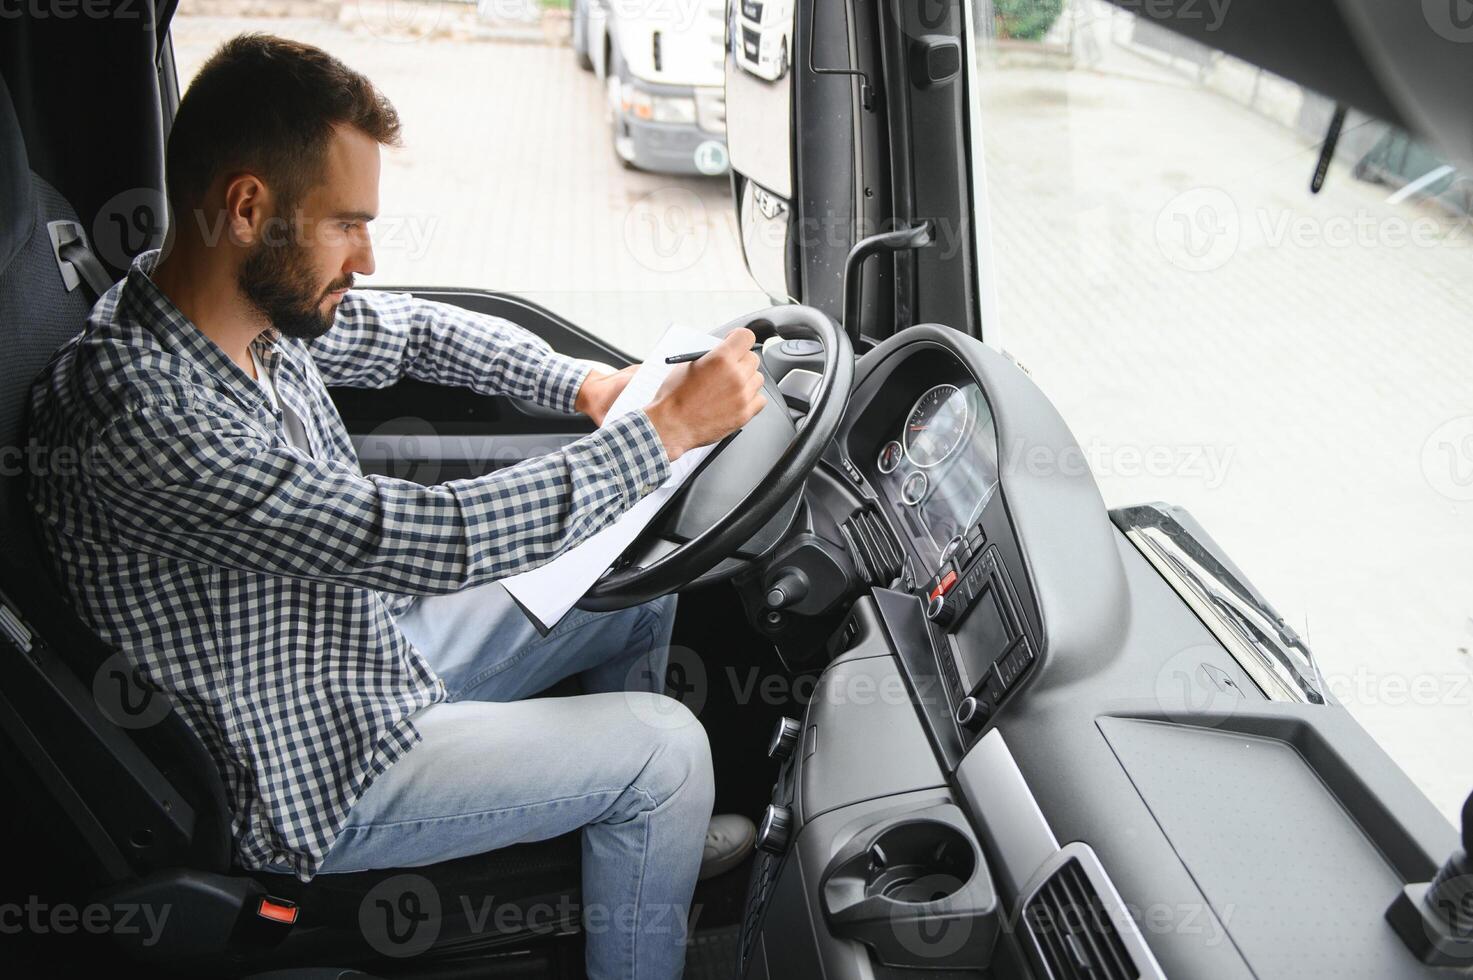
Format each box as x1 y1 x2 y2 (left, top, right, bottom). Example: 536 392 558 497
0 72 233 881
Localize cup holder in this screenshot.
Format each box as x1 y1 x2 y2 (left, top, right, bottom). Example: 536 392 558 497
864 820 975 904
820 804 998 970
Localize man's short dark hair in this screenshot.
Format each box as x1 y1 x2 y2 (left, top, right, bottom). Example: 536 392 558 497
166 33 402 219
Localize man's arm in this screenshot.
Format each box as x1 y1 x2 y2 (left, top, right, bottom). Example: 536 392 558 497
87 400 671 594
305 290 593 414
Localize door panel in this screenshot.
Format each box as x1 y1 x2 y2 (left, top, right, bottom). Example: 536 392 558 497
331 288 626 481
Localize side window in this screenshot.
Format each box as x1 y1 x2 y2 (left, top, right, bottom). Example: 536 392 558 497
168 0 766 356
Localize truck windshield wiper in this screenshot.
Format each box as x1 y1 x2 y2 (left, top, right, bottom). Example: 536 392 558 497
1114 503 1326 705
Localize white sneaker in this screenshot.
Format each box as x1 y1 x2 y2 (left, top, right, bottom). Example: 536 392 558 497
699 814 757 880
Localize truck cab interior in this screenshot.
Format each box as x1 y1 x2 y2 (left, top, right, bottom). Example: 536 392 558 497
2 1 1472 978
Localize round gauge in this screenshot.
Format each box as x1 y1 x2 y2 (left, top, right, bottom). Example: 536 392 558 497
900 470 928 506
904 384 969 469
877 440 903 474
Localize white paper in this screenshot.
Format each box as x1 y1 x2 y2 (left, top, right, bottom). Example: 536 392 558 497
499 325 721 631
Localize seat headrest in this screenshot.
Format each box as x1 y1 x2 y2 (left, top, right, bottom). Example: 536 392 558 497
0 73 34 275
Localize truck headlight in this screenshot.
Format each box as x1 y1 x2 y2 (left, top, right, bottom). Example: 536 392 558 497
621 88 655 121
622 88 697 125
652 96 697 124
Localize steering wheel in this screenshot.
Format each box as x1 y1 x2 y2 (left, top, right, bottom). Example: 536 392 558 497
576 304 853 611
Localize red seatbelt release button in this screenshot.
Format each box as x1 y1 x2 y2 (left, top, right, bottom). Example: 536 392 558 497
256 896 299 925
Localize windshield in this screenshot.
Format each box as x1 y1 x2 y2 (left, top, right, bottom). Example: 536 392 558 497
968 0 1473 823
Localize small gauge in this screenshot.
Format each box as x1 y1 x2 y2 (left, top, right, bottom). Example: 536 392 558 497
877 440 903 474
900 470 928 505
904 383 969 469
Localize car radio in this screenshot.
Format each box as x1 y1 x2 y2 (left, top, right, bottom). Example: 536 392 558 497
918 528 1036 741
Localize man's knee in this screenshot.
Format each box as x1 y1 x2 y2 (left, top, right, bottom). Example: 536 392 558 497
620 694 713 810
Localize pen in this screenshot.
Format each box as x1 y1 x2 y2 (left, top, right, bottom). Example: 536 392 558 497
664 344 764 365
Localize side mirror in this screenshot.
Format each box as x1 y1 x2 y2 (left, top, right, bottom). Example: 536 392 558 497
725 0 797 302
1386 789 1473 967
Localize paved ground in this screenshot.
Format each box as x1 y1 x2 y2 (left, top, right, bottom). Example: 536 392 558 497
173 10 1473 824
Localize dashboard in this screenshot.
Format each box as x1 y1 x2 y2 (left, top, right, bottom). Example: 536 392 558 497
737 324 1461 980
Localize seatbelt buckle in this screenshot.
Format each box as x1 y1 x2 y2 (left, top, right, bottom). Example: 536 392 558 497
231 892 300 947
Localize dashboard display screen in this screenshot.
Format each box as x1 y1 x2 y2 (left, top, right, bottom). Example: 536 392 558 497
876 382 1001 562
953 582 1010 691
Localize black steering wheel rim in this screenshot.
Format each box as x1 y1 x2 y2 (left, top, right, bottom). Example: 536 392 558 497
577 304 853 610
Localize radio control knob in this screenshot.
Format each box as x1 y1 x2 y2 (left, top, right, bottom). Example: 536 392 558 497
757 804 793 854
768 716 802 761
955 696 991 732
926 592 955 626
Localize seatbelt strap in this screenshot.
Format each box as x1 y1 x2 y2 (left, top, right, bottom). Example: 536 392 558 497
46 220 115 299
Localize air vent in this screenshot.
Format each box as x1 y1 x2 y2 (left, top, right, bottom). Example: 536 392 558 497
1023 858 1138 980
839 505 904 586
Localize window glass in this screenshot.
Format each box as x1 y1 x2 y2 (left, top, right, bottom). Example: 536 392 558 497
969 0 1473 822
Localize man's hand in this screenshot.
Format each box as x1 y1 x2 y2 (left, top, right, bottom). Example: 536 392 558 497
645 328 767 462
575 364 639 426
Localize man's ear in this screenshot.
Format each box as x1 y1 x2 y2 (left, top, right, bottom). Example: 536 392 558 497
222 173 272 249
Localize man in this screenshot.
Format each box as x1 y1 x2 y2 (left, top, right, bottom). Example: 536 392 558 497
27 34 765 979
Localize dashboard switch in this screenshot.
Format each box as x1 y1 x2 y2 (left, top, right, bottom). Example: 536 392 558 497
765 569 810 609
757 804 793 854
768 716 802 761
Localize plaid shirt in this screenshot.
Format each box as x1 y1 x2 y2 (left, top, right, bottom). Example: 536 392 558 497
27 250 670 880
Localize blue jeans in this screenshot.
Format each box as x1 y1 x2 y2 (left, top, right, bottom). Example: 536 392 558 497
311 583 709 980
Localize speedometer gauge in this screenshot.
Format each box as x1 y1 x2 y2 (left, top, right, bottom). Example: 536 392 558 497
903 384 969 468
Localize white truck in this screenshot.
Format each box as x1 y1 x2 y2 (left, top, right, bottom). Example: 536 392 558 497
733 0 793 82
570 0 730 175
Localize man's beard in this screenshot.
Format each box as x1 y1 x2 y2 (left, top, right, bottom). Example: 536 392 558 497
238 235 352 341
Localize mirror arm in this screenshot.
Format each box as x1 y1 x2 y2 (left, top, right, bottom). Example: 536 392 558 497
807 0 876 110
840 220 933 348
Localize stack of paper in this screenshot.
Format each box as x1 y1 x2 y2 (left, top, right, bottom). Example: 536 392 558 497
500 325 723 633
